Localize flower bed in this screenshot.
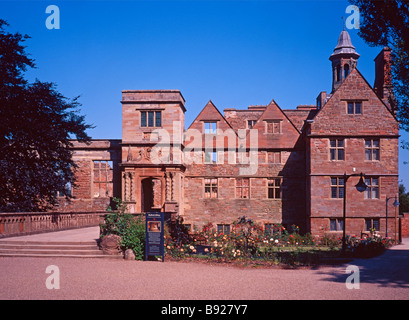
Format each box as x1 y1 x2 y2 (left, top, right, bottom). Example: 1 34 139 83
165 216 394 267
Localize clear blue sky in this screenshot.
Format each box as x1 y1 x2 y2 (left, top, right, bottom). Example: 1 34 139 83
1 0 408 190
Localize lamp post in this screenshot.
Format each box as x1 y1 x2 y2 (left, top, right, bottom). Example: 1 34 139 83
342 172 368 254
385 195 399 238
394 195 400 244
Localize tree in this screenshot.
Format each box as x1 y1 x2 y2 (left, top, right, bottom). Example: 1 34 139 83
348 1 409 142
0 20 93 212
399 184 409 215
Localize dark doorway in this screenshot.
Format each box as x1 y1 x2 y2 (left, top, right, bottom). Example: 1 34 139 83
141 178 162 212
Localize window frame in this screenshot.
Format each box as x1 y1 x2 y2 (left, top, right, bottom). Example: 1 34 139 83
247 120 257 129
347 101 363 115
236 178 250 199
364 177 380 199
329 138 345 161
267 178 281 199
330 177 345 199
93 160 114 198
204 121 217 134
217 224 230 235
204 178 218 199
329 218 344 232
365 218 380 232
204 150 218 164
265 120 281 134
365 139 380 161
140 110 162 128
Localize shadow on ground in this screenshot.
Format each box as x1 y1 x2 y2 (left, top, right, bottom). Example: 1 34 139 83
317 244 409 289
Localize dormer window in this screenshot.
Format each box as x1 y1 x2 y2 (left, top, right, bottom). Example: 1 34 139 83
247 120 257 129
266 120 281 134
204 121 217 134
347 101 362 114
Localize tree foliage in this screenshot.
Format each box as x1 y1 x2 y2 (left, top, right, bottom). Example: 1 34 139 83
348 1 409 138
0 20 93 212
399 183 409 215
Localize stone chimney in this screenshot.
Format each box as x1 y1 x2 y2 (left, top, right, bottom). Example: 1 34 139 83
374 47 396 113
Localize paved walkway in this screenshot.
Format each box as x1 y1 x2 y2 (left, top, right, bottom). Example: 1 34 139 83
0 229 408 300
0 227 101 242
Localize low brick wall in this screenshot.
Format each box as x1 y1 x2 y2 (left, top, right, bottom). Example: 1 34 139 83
401 213 409 238
0 211 107 238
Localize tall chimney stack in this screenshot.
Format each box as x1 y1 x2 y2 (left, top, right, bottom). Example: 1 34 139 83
374 47 396 113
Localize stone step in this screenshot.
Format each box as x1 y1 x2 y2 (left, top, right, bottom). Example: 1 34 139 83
0 240 123 259
0 240 98 246
0 253 123 259
0 244 99 250
0 248 104 255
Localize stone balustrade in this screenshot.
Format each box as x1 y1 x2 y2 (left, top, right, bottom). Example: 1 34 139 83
0 211 107 238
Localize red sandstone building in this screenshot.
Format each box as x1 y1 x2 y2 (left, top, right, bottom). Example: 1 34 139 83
60 30 400 239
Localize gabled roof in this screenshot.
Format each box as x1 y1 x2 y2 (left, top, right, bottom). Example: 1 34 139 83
309 67 399 136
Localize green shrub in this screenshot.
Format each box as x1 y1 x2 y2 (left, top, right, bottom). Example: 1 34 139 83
100 197 145 260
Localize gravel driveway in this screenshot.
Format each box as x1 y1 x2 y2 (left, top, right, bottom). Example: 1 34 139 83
1 240 409 300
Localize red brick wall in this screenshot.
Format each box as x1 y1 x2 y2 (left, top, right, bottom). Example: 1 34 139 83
401 213 409 238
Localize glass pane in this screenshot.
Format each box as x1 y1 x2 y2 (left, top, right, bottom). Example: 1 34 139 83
275 178 281 187
373 219 380 231
148 111 154 127
347 102 354 114
331 178 337 186
330 139 336 148
273 122 280 133
212 186 218 198
339 178 345 186
330 219 336 231
373 140 379 148
275 188 281 199
204 152 211 163
331 187 338 198
330 149 336 160
372 187 379 199
339 186 344 198
365 140 371 148
224 225 230 235
372 178 379 186
373 149 379 160
141 112 147 127
365 189 370 199
365 219 371 231
268 188 274 199
236 187 242 198
338 149 344 160
217 225 223 234
267 122 274 133
355 102 362 114
338 219 344 231
337 139 344 147
93 182 100 198
155 111 161 127
204 186 211 198
365 149 372 160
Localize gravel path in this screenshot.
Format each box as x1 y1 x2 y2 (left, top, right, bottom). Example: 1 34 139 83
1 228 408 300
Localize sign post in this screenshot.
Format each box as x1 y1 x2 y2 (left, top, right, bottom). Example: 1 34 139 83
145 212 165 262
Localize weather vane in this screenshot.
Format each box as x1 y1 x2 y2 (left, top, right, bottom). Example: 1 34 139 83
341 16 346 31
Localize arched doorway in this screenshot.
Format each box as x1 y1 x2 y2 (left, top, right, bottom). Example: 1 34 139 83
141 178 162 212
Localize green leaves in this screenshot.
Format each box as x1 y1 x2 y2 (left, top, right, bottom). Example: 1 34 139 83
0 20 92 212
